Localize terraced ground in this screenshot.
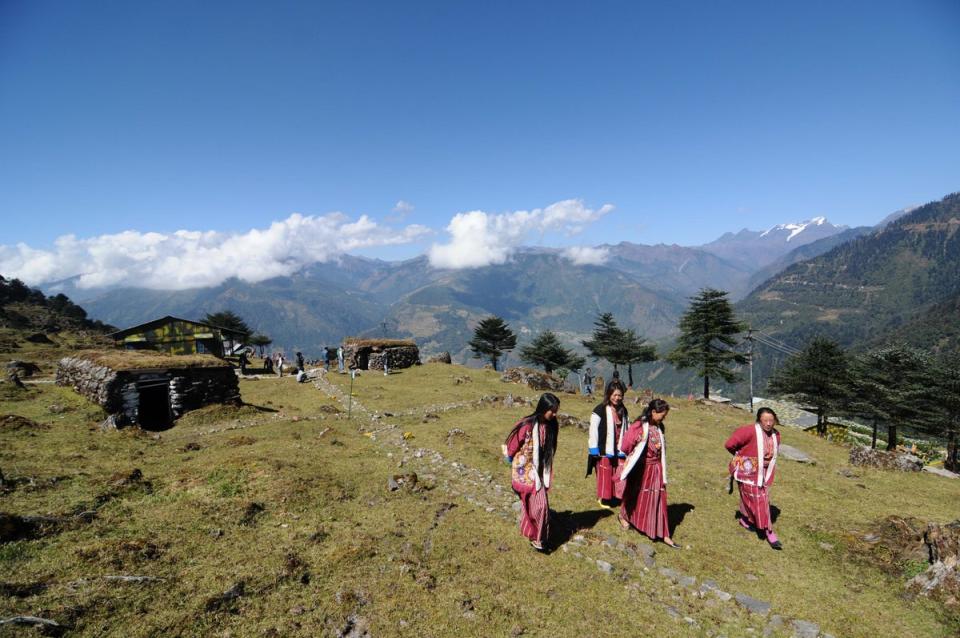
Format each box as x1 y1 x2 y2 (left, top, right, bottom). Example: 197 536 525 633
1 362 957 637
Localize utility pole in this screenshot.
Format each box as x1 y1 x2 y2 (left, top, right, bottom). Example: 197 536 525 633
747 328 754 413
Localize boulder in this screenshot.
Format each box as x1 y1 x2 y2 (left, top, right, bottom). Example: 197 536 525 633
556 413 589 430
849 446 923 472
500 367 565 393
6 360 41 378
426 352 452 364
922 466 959 479
778 444 815 464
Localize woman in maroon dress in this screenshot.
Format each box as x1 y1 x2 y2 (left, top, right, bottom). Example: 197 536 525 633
586 380 628 509
725 407 782 550
504 393 560 551
617 398 679 548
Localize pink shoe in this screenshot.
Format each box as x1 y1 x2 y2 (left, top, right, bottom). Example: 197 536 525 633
766 531 782 550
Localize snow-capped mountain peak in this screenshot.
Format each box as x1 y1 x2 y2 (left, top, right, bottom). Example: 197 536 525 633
760 216 836 241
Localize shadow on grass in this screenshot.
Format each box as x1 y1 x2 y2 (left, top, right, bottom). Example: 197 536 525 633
733 505 781 538
242 403 280 413
547 508 613 551
668 502 695 536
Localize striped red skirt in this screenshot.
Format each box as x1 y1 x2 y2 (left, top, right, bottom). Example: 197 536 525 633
737 482 772 531
622 460 669 540
596 456 620 500
518 488 549 542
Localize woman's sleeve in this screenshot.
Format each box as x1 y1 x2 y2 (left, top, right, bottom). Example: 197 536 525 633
725 426 747 455
587 412 601 456
620 421 641 455
505 422 528 458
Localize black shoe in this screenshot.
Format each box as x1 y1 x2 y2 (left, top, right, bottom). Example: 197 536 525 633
769 540 783 550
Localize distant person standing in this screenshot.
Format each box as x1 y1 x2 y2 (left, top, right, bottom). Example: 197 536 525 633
337 346 345 373
322 347 330 371
726 407 783 550
503 393 561 551
263 353 273 373
296 351 305 373
382 349 390 376
238 350 249 375
275 353 284 378
587 380 628 509
582 368 594 395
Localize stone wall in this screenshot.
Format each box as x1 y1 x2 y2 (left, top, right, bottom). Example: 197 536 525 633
343 344 420 371
168 368 240 417
56 357 239 428
56 356 124 413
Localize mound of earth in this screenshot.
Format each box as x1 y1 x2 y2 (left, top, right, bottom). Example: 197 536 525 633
0 414 47 430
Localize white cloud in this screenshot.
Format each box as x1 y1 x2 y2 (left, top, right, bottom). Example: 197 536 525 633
563 245 610 265
392 200 415 214
0 213 431 290
428 199 614 269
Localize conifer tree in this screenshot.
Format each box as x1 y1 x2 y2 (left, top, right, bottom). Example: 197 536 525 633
843 354 891 449
520 330 585 374
618 328 657 388
581 313 657 386
848 345 937 451
767 337 851 436
469 316 517 371
668 288 747 399
203 310 253 341
934 353 960 472
250 334 273 357
581 312 622 367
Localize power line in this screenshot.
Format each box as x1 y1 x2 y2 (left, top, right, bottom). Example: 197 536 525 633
751 330 802 356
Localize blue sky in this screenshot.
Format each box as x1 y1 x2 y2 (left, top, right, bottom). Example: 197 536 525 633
1 1 958 287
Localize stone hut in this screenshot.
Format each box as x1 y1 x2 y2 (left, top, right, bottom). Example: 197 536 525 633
56 350 240 430
342 338 420 372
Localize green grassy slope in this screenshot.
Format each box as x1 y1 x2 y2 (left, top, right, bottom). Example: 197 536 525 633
2 363 957 637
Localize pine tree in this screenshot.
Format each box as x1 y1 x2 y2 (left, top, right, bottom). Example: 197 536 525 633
202 310 253 341
848 345 937 451
767 337 851 436
249 333 273 357
580 313 657 386
930 353 960 471
468 316 517 371
668 288 748 399
617 328 657 388
581 312 622 367
520 330 586 374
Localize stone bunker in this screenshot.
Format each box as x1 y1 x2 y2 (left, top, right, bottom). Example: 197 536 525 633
342 338 420 372
56 350 240 430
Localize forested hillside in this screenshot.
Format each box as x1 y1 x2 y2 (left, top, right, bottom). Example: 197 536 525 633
737 192 960 390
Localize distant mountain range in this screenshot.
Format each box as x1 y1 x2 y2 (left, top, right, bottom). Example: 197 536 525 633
736 192 960 392
36 199 950 397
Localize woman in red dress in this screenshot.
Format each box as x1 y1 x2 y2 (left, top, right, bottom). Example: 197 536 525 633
586 380 628 509
617 398 680 548
504 393 560 551
725 407 783 550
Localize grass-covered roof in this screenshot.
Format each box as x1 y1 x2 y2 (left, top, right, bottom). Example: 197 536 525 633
66 349 231 371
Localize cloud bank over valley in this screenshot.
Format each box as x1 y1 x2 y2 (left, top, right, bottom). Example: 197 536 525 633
1 199 615 290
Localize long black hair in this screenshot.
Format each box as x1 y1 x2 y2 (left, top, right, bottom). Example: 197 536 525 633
756 407 780 425
640 398 670 431
505 392 560 469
